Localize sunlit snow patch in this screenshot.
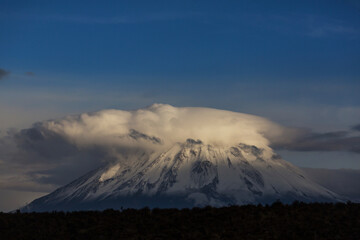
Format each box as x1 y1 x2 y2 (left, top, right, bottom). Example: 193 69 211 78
99 164 121 182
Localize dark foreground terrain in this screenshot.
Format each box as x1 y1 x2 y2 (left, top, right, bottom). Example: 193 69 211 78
1 202 359 240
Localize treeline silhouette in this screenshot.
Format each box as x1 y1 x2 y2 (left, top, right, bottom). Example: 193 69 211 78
0 202 359 239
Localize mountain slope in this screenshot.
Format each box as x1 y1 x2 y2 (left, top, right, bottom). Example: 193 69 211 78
23 139 341 211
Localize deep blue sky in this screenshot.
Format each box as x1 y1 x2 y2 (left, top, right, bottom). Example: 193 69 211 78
1 1 359 86
0 0 359 168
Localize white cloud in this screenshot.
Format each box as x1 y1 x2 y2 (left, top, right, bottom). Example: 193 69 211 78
41 103 283 151
0 104 284 193
1 103 359 212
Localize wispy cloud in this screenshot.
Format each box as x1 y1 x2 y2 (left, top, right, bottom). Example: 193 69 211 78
1 12 201 24
270 126 360 153
223 13 359 38
303 15 358 37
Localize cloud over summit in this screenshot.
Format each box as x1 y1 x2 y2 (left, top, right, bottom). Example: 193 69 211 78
1 104 360 194
33 103 281 151
0 68 10 80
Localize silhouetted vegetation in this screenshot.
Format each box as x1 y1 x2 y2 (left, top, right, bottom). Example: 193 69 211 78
1 202 359 239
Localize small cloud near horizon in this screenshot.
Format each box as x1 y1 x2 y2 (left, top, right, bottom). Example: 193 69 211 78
0 68 10 80
352 124 360 132
25 72 35 76
271 126 360 153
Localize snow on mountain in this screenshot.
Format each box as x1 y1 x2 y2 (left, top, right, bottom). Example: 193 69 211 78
20 104 342 211
22 141 341 211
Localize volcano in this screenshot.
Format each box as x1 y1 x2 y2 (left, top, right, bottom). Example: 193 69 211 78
21 104 341 211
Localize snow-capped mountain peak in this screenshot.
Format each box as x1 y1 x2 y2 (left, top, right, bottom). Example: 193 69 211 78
23 138 341 211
